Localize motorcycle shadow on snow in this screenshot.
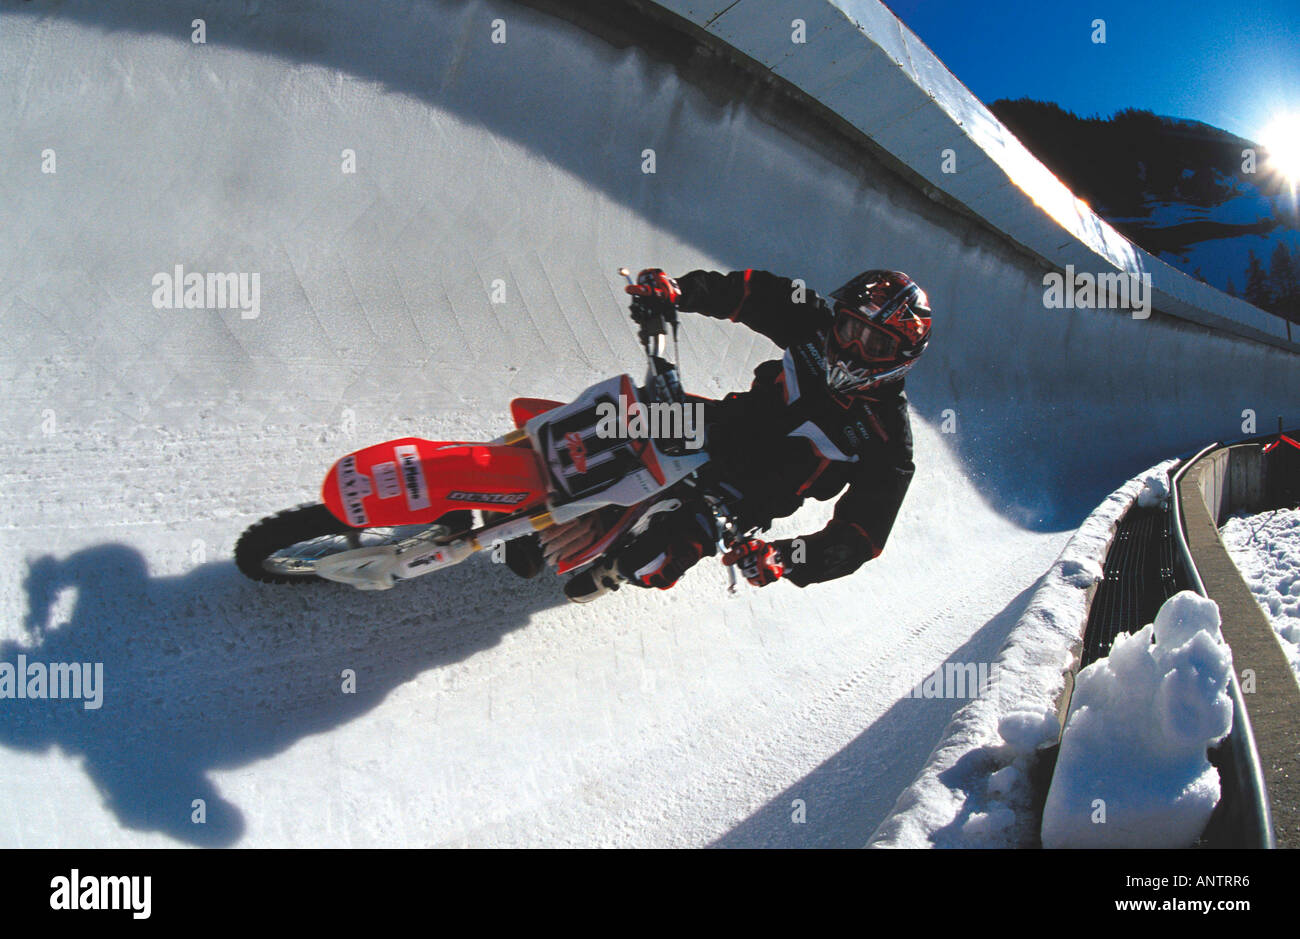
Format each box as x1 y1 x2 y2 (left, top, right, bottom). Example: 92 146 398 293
4 542 566 846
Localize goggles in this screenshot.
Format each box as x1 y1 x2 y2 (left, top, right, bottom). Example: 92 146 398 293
831 306 900 362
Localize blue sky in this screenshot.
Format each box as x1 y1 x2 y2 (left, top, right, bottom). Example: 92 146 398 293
882 0 1300 143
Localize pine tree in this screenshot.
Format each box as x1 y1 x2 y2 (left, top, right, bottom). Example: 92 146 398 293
1269 241 1300 321
1244 249 1272 310
1226 275 1238 297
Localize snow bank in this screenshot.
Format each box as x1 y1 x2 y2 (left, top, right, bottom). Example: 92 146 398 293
1040 591 1234 848
1220 508 1300 687
868 460 1180 848
1137 468 1172 508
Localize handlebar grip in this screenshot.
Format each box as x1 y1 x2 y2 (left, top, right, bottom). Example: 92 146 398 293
629 296 663 319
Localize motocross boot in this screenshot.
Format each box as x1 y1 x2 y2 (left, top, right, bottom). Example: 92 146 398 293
563 559 625 603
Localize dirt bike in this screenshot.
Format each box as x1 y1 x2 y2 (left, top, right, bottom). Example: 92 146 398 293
234 269 750 592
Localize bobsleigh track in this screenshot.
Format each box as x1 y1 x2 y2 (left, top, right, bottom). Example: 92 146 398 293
0 0 1296 847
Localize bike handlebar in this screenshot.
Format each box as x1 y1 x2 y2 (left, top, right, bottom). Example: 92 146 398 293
617 269 752 583
619 267 678 356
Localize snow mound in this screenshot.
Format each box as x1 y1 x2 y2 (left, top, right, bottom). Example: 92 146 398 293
960 804 1014 837
987 765 1019 797
997 706 1060 755
1057 556 1103 589
1136 470 1171 508
1040 591 1233 848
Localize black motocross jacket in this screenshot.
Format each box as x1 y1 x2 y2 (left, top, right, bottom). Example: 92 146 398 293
676 269 916 587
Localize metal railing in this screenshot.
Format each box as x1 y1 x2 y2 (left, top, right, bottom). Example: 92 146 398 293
1169 443 1275 848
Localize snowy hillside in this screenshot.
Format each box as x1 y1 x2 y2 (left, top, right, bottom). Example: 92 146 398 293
990 99 1300 309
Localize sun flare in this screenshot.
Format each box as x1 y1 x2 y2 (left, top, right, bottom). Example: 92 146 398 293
1262 114 1300 187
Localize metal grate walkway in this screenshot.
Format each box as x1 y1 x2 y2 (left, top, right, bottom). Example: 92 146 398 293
1080 503 1182 669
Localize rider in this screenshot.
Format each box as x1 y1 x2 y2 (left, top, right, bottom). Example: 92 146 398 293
511 267 932 602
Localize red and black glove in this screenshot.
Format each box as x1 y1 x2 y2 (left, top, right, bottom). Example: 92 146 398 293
624 268 682 306
722 538 785 587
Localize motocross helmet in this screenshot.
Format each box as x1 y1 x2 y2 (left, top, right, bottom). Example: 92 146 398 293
825 270 931 395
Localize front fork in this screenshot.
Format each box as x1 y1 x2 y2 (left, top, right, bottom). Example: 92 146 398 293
702 490 747 596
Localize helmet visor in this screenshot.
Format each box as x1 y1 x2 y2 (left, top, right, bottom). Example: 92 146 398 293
832 307 899 362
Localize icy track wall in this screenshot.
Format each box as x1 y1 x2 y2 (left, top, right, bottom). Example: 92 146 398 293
631 0 1300 529
0 0 1297 849
4 0 1298 527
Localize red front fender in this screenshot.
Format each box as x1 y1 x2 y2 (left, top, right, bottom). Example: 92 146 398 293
510 396 564 428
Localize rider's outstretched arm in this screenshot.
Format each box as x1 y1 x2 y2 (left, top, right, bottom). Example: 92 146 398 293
675 269 828 348
773 447 915 587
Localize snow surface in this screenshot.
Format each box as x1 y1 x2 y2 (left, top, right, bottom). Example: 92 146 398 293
1220 508 1300 687
868 461 1177 848
1040 591 1234 849
1137 468 1172 508
1 0 1297 848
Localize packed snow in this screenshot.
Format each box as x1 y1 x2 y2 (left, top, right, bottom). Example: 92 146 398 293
1136 468 1172 508
1220 508 1300 686
869 461 1178 848
1040 591 1234 848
